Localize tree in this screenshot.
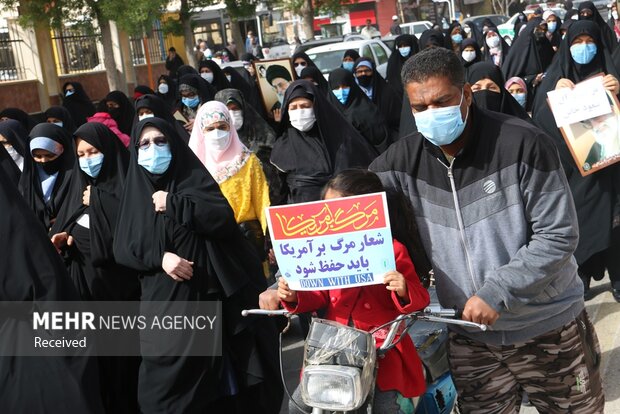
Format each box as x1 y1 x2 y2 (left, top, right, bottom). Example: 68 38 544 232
2 0 166 91
279 0 351 41
491 0 516 16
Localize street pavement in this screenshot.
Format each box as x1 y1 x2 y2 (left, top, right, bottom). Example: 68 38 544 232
278 277 620 413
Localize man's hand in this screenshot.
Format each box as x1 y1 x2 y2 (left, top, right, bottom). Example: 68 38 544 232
259 289 281 310
462 295 499 326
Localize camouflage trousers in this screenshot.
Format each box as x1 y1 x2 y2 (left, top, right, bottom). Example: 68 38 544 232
447 310 604 414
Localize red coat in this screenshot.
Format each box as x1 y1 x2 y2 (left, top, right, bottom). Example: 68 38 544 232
282 240 430 398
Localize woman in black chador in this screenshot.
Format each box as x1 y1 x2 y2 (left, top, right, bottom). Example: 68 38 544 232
113 117 282 413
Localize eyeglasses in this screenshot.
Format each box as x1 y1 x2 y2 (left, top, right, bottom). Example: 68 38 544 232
355 68 373 76
137 135 168 150
294 62 308 68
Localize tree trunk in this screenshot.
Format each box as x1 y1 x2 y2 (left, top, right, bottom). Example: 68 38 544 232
180 0 197 68
300 0 314 41
229 17 245 56
98 18 123 92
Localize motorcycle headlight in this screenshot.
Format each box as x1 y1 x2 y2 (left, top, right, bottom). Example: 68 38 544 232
301 365 364 411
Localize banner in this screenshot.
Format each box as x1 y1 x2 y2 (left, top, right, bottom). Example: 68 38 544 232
267 192 396 291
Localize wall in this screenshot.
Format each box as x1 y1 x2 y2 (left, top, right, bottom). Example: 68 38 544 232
134 62 167 91
0 80 41 113
376 0 399 34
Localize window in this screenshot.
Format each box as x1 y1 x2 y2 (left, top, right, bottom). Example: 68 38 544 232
129 21 171 66
52 25 102 74
361 45 372 60
371 43 387 65
0 19 27 81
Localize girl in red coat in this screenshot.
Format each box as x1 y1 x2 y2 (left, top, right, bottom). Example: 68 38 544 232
279 169 431 414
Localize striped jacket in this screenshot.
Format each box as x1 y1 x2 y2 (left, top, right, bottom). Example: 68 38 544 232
370 106 585 345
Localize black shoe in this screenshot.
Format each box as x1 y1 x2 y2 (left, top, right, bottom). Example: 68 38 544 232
612 288 620 303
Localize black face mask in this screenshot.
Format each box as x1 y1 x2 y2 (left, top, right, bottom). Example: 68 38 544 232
107 107 121 120
473 89 502 112
580 13 594 20
36 156 63 175
534 31 546 42
357 75 373 88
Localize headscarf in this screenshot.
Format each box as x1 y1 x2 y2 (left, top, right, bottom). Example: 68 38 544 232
51 122 130 266
214 88 276 157
532 20 620 264
44 106 77 133
0 108 36 132
512 12 529 43
291 51 318 78
221 66 263 114
198 60 232 92
542 9 563 49
19 123 76 230
133 85 155 100
270 80 378 203
463 21 484 46
444 21 463 51
327 68 391 153
104 91 134 136
189 100 247 181
61 82 95 127
502 18 555 88
467 62 531 121
0 120 27 182
156 74 177 107
134 94 190 144
113 117 254 296
578 1 617 52
460 38 483 78
482 25 511 66
419 29 446 49
342 49 361 64
0 139 20 187
354 57 401 135
505 76 527 92
299 66 328 94
386 34 419 89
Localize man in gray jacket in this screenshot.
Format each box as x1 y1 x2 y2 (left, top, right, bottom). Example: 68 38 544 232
370 48 604 413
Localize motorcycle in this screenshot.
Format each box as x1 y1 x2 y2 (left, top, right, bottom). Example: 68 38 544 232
242 297 486 414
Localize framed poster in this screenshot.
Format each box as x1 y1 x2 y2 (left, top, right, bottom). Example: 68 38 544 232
253 58 294 115
547 75 620 176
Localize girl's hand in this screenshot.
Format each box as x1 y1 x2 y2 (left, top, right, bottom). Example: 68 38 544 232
162 252 194 282
384 271 409 301
277 278 297 303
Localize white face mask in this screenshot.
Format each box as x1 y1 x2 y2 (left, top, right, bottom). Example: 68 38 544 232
225 74 232 83
138 113 155 122
289 108 316 132
295 65 304 77
613 10 619 20
486 36 500 49
6 145 21 162
201 72 214 83
229 110 244 130
205 128 231 151
158 83 169 94
462 50 477 63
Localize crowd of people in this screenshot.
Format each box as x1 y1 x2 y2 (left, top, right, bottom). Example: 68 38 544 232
0 2 617 412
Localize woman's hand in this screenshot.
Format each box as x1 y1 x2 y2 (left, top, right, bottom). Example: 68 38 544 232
603 74 620 95
277 278 297 303
184 119 194 133
162 252 194 282
82 185 91 206
555 78 575 90
152 191 168 213
533 73 544 86
384 271 409 301
50 232 73 253
272 108 282 123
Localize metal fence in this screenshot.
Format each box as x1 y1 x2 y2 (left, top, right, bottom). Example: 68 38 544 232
129 21 171 66
51 25 102 74
0 20 28 81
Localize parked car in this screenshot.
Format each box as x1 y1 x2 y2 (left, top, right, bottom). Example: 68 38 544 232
462 14 510 34
262 37 294 59
399 21 433 39
497 7 566 44
293 36 346 56
305 39 392 79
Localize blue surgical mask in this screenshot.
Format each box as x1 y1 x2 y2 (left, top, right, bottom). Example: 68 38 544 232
138 143 172 175
182 96 200 108
547 21 557 33
342 61 355 72
79 153 104 178
398 46 411 57
451 34 463 44
570 43 597 65
413 89 468 147
53 122 63 128
332 87 350 105
512 93 527 108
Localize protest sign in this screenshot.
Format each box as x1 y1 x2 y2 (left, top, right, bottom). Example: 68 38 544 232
267 192 396 291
